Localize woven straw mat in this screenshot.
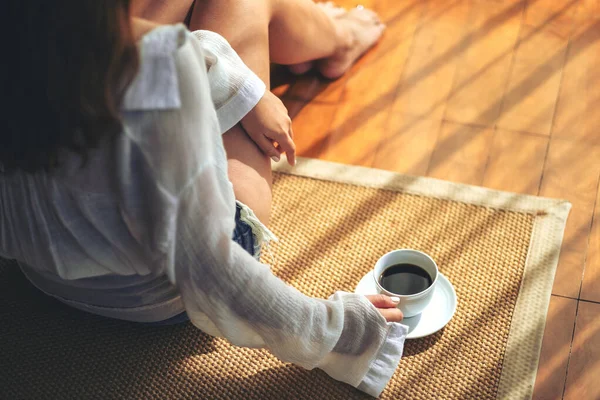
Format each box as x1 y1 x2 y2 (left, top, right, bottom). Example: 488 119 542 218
1 159 570 400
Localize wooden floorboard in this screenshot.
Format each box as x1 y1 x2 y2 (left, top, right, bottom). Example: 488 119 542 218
276 1 600 397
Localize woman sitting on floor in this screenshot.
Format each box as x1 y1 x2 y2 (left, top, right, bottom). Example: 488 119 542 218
1 0 404 396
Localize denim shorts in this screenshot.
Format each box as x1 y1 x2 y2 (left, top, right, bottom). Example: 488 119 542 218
232 203 261 260
149 202 260 326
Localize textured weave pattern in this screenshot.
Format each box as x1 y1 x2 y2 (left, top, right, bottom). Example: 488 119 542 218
1 172 537 400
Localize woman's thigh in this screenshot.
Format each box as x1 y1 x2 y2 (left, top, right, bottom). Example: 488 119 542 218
188 0 272 85
134 0 275 226
222 126 273 227
189 0 274 225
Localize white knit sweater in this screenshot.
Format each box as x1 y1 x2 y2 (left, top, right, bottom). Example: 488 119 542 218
0 25 407 397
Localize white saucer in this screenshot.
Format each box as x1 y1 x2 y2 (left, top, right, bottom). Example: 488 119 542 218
355 271 457 339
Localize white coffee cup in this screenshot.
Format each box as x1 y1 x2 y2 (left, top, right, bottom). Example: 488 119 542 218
373 249 439 318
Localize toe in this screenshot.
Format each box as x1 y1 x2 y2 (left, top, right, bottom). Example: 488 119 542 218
350 7 379 21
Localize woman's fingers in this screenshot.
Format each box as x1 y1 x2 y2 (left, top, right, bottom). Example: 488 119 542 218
378 308 404 322
253 134 282 161
366 294 400 308
270 125 296 166
286 125 296 166
365 294 403 322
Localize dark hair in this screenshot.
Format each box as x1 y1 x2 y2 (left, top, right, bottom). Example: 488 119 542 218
2 1 139 173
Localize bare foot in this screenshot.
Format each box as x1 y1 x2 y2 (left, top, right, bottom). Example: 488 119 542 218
288 2 347 75
318 6 385 80
318 1 347 18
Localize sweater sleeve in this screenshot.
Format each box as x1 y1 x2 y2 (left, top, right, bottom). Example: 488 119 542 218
190 30 266 133
137 30 408 397
172 161 408 397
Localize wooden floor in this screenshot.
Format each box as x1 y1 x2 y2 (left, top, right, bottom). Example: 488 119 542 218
272 0 600 398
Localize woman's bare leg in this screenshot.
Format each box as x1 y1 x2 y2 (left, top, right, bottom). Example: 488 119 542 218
132 0 274 226
189 0 385 79
189 1 275 226
185 0 384 227
133 0 384 226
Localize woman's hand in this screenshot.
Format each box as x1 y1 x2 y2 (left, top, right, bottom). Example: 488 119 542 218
240 91 296 166
366 294 404 322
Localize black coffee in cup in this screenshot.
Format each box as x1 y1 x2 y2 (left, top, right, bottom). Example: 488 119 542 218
379 263 433 295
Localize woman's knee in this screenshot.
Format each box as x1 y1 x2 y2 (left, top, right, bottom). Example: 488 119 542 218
188 0 273 84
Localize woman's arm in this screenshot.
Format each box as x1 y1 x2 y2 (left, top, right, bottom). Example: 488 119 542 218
190 30 266 133
133 29 408 396
190 31 295 165
132 18 295 164
172 160 408 397
132 19 266 134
